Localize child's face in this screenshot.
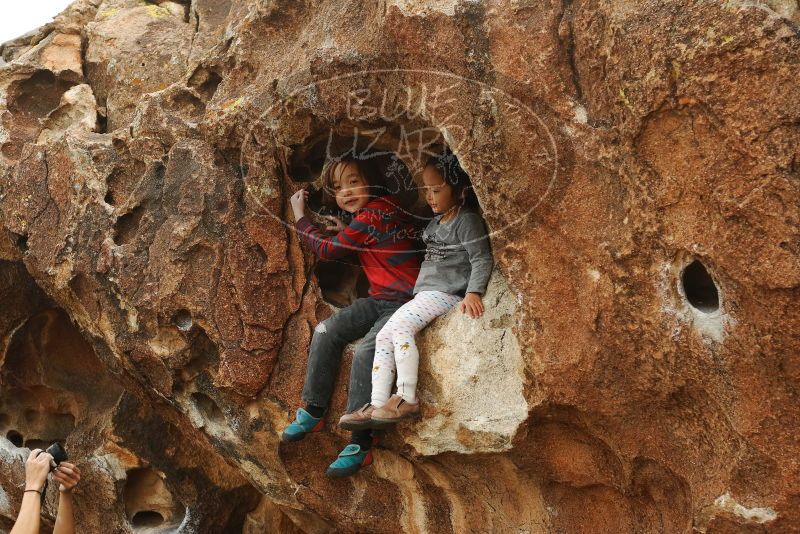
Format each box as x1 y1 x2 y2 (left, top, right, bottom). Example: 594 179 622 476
332 161 371 213
422 165 458 214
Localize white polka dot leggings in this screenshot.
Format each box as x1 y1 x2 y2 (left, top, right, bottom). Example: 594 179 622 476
371 290 462 406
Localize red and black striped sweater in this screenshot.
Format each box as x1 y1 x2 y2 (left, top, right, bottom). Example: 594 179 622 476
295 195 422 302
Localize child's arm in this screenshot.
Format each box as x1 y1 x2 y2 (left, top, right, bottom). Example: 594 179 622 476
457 213 494 318
290 190 374 260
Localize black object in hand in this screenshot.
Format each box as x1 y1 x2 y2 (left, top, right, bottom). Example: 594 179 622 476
32 443 67 501
39 442 67 470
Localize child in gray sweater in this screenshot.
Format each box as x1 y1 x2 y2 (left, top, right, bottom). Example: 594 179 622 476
338 150 493 427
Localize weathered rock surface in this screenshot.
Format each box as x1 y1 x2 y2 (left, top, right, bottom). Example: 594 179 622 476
410 272 528 456
0 0 798 533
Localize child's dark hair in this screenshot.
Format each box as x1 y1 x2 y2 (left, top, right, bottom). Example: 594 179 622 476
319 155 384 208
425 149 479 210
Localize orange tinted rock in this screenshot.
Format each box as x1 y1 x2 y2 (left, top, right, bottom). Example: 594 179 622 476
0 0 798 532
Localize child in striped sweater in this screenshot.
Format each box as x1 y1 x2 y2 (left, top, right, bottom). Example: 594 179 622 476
283 154 421 478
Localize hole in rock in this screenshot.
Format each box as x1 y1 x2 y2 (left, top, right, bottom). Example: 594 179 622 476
15 233 28 252
172 309 193 331
314 260 369 308
114 205 146 246
188 66 223 101
2 71 77 162
6 70 76 118
1 307 117 452
131 511 165 528
191 392 225 424
179 328 219 382
97 113 108 134
0 398 74 447
4 308 109 391
288 140 328 184
681 260 720 313
6 430 23 447
124 467 184 530
24 439 49 450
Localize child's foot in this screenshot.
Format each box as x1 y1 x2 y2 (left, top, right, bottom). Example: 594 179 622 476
325 444 373 478
370 395 420 424
281 408 324 443
338 403 381 431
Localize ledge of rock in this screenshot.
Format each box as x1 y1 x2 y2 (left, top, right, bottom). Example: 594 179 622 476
409 271 528 456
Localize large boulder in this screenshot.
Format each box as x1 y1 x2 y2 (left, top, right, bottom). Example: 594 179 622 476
0 0 798 532
410 272 528 456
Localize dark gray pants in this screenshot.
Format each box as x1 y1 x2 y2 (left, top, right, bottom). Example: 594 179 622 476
301 297 405 413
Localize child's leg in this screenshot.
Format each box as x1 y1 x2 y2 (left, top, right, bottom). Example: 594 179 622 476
390 291 462 403
347 300 404 412
371 318 400 407
301 299 381 409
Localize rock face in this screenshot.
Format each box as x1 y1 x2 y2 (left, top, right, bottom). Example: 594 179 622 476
0 1 798 533
410 272 528 456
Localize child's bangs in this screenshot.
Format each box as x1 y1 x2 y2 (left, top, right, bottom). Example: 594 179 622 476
318 156 385 207
319 159 346 207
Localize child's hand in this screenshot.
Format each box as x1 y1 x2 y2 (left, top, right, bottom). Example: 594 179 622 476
321 215 346 233
290 189 309 221
460 293 484 319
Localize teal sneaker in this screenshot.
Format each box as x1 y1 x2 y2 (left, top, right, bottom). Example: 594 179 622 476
281 408 324 443
325 444 373 478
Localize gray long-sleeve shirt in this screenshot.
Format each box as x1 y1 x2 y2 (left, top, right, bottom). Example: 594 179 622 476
414 208 494 296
